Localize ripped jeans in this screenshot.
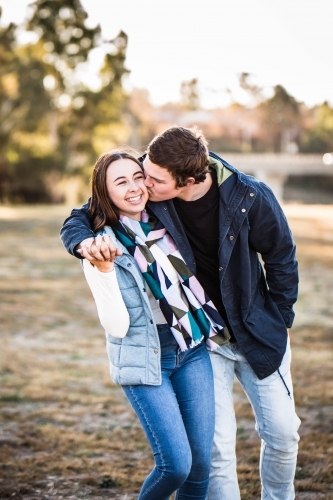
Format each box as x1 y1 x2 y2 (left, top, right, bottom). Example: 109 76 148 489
122 324 215 500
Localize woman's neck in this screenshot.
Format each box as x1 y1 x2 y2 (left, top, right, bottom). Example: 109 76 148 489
119 211 143 221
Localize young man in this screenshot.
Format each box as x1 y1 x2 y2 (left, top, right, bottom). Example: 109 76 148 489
60 126 300 499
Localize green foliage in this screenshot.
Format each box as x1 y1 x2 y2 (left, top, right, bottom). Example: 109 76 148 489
27 0 101 67
0 0 128 203
300 102 333 153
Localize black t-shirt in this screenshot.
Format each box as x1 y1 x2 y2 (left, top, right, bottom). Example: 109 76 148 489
173 170 235 339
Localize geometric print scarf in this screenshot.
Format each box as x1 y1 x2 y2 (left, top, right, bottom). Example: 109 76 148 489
113 210 226 351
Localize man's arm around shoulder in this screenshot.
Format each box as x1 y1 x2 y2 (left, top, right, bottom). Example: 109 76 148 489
60 200 121 262
60 200 94 258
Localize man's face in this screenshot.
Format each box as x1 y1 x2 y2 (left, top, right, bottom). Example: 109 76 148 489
143 156 182 201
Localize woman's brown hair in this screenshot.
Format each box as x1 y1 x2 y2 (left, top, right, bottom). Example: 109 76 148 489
89 150 143 232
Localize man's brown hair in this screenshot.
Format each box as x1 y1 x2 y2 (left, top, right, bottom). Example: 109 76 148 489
89 151 143 232
146 126 210 187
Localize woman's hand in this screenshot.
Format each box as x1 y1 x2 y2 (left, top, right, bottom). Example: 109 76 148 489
92 260 114 273
77 234 123 263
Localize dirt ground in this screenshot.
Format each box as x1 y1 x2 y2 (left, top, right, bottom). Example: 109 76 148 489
0 204 332 500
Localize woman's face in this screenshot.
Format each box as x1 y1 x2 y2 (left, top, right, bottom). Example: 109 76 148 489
106 158 149 220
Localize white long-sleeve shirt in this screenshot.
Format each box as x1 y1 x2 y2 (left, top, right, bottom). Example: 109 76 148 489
83 259 130 337
83 251 184 341
82 244 188 337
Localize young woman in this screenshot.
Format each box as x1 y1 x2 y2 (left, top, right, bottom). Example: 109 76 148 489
79 151 226 500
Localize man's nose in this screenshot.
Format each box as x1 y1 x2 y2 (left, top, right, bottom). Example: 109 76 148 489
144 176 153 187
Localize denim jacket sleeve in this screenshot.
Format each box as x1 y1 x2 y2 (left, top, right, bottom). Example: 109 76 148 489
248 182 298 328
59 199 94 258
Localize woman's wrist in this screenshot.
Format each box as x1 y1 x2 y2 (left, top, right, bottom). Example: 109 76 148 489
93 261 114 273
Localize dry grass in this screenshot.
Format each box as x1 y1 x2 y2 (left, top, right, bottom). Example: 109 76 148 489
0 204 332 499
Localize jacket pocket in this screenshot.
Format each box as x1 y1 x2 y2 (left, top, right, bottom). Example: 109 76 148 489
243 292 287 353
244 290 265 325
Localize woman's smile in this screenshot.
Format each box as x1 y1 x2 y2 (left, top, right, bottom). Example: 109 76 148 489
126 193 144 203
106 157 149 220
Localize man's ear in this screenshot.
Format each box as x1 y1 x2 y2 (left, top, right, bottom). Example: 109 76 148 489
185 177 195 186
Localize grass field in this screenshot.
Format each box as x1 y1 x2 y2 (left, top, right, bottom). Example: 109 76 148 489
0 204 332 500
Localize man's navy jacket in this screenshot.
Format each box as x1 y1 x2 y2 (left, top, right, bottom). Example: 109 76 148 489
60 152 298 380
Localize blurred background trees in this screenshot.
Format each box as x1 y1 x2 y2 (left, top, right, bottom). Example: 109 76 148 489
0 1 332 203
0 0 128 203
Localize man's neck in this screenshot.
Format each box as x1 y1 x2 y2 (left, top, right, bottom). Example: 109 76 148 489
176 172 213 202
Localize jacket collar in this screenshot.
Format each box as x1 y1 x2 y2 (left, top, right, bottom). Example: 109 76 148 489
208 152 234 187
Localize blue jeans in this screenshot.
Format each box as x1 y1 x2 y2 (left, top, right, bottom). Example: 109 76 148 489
207 337 301 500
122 324 215 500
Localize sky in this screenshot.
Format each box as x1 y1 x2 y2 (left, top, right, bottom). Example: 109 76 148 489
1 0 333 109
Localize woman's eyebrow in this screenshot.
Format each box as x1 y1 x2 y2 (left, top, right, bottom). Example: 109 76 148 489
114 171 143 182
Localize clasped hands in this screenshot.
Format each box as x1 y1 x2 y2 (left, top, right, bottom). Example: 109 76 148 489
76 235 123 273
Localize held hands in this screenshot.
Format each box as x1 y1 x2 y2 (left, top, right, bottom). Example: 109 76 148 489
76 235 123 273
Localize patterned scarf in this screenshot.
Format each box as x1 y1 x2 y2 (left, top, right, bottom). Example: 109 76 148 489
110 211 226 351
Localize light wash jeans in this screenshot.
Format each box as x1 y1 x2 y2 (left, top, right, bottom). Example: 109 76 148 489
123 324 215 500
207 338 301 500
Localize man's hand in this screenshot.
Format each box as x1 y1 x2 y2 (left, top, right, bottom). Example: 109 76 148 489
76 235 123 262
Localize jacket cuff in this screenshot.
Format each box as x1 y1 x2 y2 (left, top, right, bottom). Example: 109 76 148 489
70 232 95 258
278 306 295 329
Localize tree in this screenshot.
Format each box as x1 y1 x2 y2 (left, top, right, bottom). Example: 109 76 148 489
0 10 25 199
238 72 263 105
259 85 301 153
180 78 200 111
0 0 128 203
300 101 333 153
